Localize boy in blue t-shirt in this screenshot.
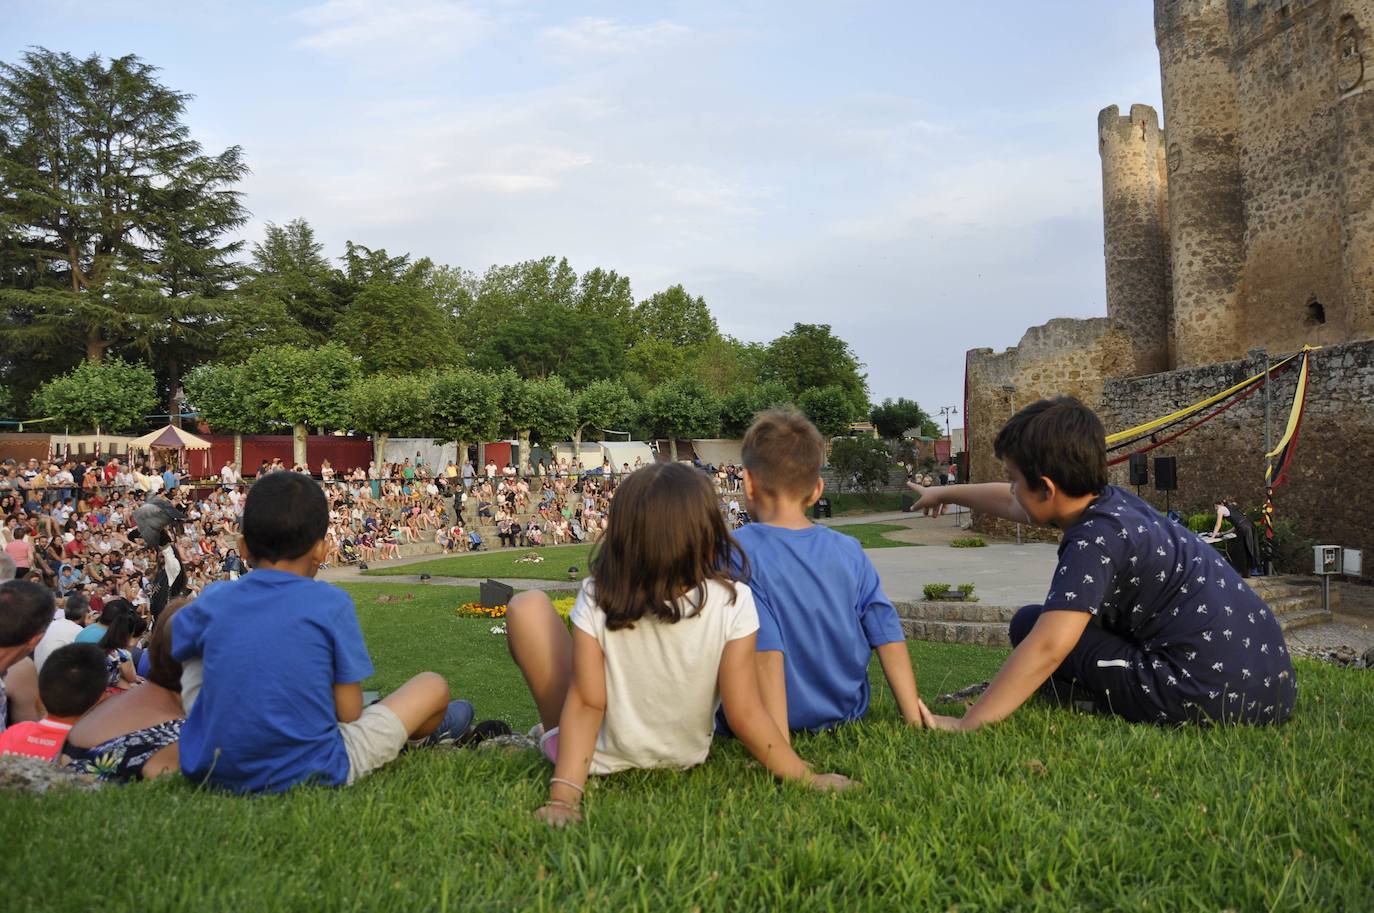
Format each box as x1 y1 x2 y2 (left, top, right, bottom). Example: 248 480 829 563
173 472 485 794
730 411 924 734
911 397 1297 731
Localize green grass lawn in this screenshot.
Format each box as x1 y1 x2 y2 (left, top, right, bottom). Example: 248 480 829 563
828 491 906 514
4 581 1371 912
365 523 916 581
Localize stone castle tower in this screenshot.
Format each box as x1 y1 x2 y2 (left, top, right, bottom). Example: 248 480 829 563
1100 0 1374 370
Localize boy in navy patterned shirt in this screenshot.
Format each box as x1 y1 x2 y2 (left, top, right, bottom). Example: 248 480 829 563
909 397 1296 729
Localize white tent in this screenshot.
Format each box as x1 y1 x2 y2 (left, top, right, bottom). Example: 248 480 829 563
692 439 744 467
384 438 459 469
601 441 656 470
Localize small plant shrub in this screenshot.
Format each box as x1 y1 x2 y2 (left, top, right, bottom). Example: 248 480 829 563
950 536 986 548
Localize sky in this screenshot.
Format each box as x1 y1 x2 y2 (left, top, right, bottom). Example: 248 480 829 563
6 0 1164 423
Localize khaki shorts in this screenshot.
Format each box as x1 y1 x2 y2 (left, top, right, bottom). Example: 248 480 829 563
339 703 409 784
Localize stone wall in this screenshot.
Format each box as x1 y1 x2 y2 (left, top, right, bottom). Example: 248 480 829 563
1097 339 1374 571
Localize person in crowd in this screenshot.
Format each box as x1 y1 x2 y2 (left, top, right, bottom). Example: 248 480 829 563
908 396 1297 730
171 471 499 794
0 642 107 762
505 461 854 827
5 526 34 579
65 600 189 781
1210 498 1261 578
0 579 55 734
728 411 924 737
99 609 145 692
34 593 89 674
75 598 134 645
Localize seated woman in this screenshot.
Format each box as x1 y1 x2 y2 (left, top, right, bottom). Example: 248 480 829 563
66 600 189 783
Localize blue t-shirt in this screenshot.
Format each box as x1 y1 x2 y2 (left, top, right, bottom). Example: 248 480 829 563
172 570 374 794
730 523 905 731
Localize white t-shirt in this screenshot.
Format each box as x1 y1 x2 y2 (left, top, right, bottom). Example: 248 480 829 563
34 618 83 674
570 577 759 775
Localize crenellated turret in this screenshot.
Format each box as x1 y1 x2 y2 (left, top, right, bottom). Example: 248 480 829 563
1099 103 1172 373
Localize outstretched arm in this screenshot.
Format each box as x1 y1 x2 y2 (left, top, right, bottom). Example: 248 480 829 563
538 628 606 827
875 641 924 727
721 636 854 789
907 481 1032 525
921 610 1090 732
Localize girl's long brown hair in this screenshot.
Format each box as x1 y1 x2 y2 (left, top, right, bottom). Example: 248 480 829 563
590 461 747 631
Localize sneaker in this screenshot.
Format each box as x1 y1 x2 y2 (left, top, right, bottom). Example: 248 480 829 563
417 699 475 748
453 719 513 749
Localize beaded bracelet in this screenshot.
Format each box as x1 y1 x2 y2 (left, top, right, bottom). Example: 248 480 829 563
543 799 580 812
550 776 585 795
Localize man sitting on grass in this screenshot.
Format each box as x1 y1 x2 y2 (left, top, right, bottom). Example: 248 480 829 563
172 471 498 794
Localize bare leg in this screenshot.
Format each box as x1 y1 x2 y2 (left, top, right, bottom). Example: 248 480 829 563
379 671 452 738
506 590 573 731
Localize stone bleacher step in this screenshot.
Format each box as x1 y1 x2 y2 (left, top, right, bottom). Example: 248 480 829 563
900 618 1011 647
898 602 1018 624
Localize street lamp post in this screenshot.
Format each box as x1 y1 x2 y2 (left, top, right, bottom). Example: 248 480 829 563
937 406 958 525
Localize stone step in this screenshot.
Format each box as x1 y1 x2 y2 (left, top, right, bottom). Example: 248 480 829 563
1278 608 1333 633
901 618 1011 647
897 602 1018 624
1265 593 1325 618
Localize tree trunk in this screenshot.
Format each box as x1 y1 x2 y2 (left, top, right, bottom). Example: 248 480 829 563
572 427 583 464
455 440 467 472
669 438 678 462
85 334 107 362
373 432 389 468
477 441 486 470
233 433 243 472
518 430 532 475
293 423 308 469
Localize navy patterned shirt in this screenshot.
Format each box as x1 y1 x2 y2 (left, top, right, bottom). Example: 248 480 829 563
1046 486 1296 723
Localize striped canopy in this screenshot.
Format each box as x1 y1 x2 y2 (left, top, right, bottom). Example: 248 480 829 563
131 424 213 451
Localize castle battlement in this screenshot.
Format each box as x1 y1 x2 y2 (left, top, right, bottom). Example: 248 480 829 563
1097 104 1166 148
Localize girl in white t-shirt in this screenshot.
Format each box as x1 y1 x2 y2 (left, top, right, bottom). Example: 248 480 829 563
507 461 854 827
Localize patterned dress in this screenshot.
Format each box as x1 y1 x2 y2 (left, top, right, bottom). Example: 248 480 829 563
1044 486 1297 725
65 719 184 783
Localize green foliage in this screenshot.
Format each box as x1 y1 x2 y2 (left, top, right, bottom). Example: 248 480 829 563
797 385 858 438
241 219 343 341
633 284 719 348
242 344 358 430
761 323 869 410
640 376 721 444
870 397 936 440
0 386 11 417
828 436 892 495
923 582 952 600
719 381 793 437
183 362 263 434
1266 514 1317 575
1186 512 1216 534
0 49 247 378
957 583 977 599
574 379 636 439
428 368 502 445
29 357 157 432
950 537 987 549
832 523 919 550
346 373 434 438
336 279 458 374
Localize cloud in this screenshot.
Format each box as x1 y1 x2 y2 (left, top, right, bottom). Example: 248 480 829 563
541 17 691 58
294 0 492 55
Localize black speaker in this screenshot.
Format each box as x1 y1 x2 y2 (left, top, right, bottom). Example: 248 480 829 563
954 452 967 483
1153 456 1177 492
480 579 514 608
1129 453 1149 487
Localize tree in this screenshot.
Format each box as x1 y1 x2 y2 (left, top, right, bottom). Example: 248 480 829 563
0 50 248 375
242 344 358 467
633 284 718 348
760 323 869 410
797 385 856 438
500 373 576 473
719 381 792 437
429 367 502 464
687 335 764 396
335 279 458 374
640 377 720 461
240 219 343 342
572 380 636 463
870 397 939 440
828 436 893 497
30 357 157 433
183 362 264 469
346 373 435 465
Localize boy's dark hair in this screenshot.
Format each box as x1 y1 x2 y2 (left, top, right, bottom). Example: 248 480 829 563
38 643 108 717
994 396 1107 497
591 462 746 631
741 410 825 501
242 471 328 562
0 579 55 647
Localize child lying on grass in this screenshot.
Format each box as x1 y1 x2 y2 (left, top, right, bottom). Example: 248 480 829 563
906 396 1296 730
507 462 855 827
